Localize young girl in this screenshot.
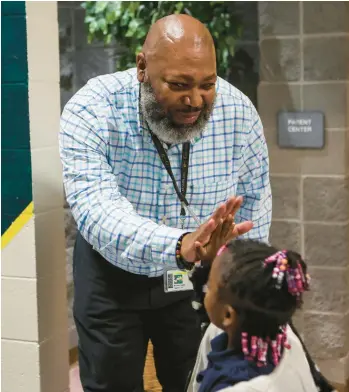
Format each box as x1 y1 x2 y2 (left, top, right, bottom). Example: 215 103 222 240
187 239 320 392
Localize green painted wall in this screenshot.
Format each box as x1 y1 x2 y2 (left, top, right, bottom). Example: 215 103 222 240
1 1 32 235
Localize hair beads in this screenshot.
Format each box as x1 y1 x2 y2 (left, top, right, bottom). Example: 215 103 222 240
250 336 257 360
271 339 279 366
239 251 310 367
241 332 249 357
241 326 291 366
264 251 310 301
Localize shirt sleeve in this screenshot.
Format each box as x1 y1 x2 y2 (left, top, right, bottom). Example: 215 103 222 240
59 104 185 275
235 104 272 243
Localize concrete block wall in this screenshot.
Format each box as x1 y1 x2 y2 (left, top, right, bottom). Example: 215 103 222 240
229 2 259 107
258 1 349 389
1 2 69 391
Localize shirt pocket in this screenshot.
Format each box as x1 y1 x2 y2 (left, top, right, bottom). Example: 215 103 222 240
187 180 237 221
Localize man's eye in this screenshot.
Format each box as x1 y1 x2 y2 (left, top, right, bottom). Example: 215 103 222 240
202 83 215 90
170 82 186 88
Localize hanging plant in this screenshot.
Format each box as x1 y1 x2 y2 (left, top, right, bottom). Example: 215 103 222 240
82 1 243 79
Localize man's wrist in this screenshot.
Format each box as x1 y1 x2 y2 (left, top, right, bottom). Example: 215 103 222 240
175 232 194 270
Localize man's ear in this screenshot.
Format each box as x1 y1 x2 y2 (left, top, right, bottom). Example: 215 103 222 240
222 305 235 329
136 52 147 82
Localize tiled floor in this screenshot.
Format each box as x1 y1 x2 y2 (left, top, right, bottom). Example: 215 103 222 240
69 343 162 392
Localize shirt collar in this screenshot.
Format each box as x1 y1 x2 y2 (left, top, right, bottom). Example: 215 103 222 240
208 332 237 363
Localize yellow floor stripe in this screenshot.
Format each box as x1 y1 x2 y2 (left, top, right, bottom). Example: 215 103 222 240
1 202 34 249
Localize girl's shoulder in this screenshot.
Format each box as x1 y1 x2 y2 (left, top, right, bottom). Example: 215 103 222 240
217 325 319 392
187 324 319 392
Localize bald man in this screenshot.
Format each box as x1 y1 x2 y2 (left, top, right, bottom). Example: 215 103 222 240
60 14 271 392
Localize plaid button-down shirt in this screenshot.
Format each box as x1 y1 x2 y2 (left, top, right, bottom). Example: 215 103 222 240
59 68 271 277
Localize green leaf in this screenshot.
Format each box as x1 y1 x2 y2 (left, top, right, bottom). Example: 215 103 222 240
151 11 159 24
222 47 229 66
97 18 106 30
120 9 131 26
105 33 112 45
85 15 95 23
89 20 98 34
135 25 147 39
174 1 183 13
226 36 236 56
125 18 142 37
108 2 123 23
95 1 108 13
134 44 143 55
128 1 140 15
107 1 122 13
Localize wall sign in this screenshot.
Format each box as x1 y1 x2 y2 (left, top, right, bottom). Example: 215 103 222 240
277 111 325 149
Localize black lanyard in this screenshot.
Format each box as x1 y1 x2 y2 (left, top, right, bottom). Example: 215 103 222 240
150 132 190 218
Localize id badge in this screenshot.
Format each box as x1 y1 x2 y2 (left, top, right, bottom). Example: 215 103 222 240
164 268 194 293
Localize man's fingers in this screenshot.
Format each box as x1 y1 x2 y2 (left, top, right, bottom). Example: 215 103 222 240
229 196 243 217
194 204 227 247
194 241 207 260
231 221 253 238
223 197 236 218
211 203 227 223
214 219 224 239
196 218 216 243
221 215 234 239
221 195 243 220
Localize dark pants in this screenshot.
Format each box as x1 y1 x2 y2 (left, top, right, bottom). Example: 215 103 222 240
73 233 201 392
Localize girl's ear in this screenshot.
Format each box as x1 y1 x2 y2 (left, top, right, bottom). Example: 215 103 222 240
222 304 235 329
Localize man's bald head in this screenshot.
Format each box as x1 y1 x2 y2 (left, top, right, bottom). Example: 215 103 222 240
137 14 216 83
142 14 215 60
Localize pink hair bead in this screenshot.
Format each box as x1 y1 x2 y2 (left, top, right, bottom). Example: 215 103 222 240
241 332 249 357
250 336 257 358
217 245 226 256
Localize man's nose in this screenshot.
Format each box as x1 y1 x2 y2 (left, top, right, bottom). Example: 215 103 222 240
183 89 203 109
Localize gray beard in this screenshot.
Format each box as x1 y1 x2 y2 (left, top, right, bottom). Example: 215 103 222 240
140 83 214 144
